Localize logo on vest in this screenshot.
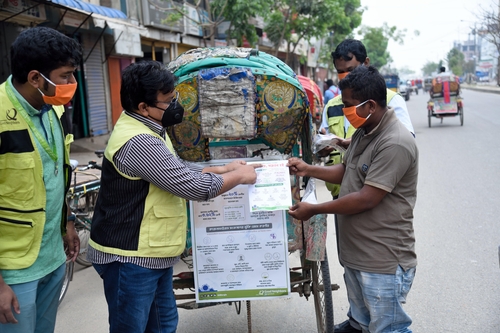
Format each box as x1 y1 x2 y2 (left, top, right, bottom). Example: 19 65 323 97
1 108 20 125
362 164 369 173
6 108 17 121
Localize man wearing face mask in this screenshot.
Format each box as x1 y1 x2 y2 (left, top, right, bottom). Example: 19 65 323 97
288 66 418 333
318 39 415 333
88 61 260 333
0 27 82 332
319 39 414 177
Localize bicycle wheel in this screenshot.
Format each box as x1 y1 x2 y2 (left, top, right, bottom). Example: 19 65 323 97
312 252 334 333
72 190 99 267
59 260 74 306
75 224 91 266
74 190 98 267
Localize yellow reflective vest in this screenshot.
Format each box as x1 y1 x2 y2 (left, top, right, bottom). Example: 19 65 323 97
0 82 72 270
89 112 187 258
324 89 398 197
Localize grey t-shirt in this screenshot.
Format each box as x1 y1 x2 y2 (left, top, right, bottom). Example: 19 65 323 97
338 107 418 274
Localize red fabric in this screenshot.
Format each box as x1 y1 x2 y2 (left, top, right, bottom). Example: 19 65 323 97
329 87 340 97
298 75 323 115
443 81 450 103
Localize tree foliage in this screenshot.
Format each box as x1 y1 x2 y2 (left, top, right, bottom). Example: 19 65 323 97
211 0 271 46
463 59 475 74
421 61 440 76
398 66 415 76
159 0 270 47
447 48 465 76
476 3 500 53
358 23 406 70
476 3 500 84
317 0 364 69
265 0 362 69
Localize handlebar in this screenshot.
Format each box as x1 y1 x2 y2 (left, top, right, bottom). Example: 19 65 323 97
78 160 102 171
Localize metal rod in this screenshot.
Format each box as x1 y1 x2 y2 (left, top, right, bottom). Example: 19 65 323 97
70 12 93 38
55 9 68 29
104 31 123 63
84 20 107 64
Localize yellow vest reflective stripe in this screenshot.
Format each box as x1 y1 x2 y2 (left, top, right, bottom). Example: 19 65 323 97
324 89 398 196
89 112 187 257
0 82 70 269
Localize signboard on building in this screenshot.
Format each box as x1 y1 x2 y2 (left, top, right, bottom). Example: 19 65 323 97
0 0 46 22
307 38 321 68
141 0 184 33
60 9 89 29
184 3 208 37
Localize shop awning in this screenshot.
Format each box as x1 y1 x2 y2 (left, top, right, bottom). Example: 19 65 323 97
42 0 146 57
49 0 126 19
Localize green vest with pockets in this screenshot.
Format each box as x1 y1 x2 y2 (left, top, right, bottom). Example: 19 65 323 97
324 89 397 196
0 81 72 270
89 112 188 258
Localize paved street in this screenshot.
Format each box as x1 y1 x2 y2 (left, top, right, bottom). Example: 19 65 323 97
57 88 500 332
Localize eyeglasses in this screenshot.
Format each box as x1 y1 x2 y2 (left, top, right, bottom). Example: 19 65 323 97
154 91 179 110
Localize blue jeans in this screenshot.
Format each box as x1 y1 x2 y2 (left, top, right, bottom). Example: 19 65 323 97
93 262 178 333
344 265 416 333
0 263 65 333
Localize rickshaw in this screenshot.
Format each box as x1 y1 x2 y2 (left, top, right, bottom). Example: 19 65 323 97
423 77 433 92
165 47 336 333
297 75 324 127
427 75 464 127
382 74 400 93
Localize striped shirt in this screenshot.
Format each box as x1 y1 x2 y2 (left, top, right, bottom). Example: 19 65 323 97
88 111 224 269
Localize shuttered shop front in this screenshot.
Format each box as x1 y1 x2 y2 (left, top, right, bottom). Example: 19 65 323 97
83 33 109 136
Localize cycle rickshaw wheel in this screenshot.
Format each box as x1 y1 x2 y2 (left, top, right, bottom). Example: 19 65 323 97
312 253 334 333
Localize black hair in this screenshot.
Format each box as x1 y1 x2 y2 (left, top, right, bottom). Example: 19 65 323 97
326 79 334 87
11 27 82 84
331 39 367 64
338 65 387 107
439 66 446 73
120 61 176 113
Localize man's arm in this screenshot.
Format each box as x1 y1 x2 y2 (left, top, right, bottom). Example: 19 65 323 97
389 94 415 136
287 157 345 184
0 274 20 324
116 136 259 201
288 184 388 221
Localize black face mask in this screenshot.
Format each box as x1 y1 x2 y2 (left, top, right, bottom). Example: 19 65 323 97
152 100 184 128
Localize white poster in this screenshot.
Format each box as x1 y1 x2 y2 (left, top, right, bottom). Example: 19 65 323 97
248 160 292 211
191 179 290 302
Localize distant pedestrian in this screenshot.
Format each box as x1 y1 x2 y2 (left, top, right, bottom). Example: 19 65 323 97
324 79 340 105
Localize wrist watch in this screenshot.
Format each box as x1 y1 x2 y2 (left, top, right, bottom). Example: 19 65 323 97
67 214 76 222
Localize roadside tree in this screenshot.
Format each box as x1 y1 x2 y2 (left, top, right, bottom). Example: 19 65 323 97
476 3 500 85
159 0 270 47
264 0 362 70
358 23 406 69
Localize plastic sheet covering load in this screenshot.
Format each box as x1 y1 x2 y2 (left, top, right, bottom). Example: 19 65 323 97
166 47 310 162
297 75 323 120
198 67 256 139
431 75 460 103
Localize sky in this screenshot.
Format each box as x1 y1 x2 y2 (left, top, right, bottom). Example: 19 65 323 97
359 0 497 76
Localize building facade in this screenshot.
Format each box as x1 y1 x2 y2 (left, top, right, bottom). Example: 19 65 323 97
0 0 312 139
